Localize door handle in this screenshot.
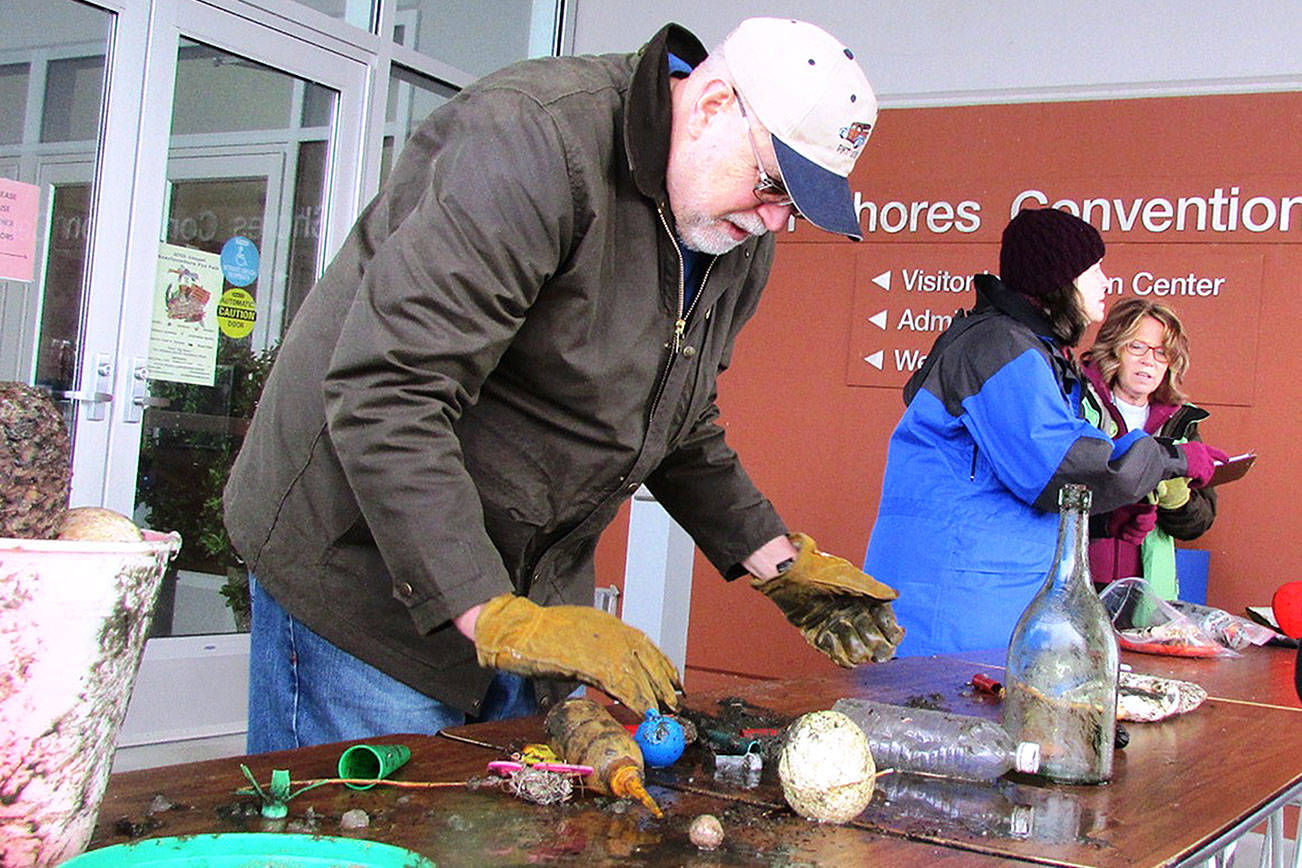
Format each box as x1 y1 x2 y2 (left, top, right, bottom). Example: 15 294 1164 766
54 389 113 403
124 359 163 423
52 353 114 421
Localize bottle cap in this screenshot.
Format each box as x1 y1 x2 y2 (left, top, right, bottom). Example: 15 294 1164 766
1015 741 1041 774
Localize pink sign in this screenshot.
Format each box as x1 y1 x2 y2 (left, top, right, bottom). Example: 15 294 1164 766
0 178 40 283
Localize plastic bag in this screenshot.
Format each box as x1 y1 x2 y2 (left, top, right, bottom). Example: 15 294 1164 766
1098 578 1237 658
1167 599 1277 650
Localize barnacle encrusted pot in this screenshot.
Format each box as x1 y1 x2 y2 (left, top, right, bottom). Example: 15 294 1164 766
0 530 181 865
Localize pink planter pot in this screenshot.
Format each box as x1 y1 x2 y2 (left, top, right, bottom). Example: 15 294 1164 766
0 530 181 865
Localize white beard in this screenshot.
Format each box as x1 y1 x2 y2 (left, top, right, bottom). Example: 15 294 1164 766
678 210 768 255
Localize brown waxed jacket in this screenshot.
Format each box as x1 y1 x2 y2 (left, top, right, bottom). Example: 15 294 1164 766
223 23 788 714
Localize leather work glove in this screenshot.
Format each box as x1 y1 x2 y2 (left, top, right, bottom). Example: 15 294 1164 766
1178 442 1230 489
1155 477 1192 510
750 533 905 666
473 594 681 715
1108 502 1159 546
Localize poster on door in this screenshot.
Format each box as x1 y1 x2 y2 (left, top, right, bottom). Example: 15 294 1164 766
0 177 40 282
149 242 222 386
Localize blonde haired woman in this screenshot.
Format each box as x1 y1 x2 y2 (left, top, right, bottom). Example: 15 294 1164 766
1081 297 1216 599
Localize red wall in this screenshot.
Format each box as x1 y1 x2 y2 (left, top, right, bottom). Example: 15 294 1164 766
600 92 1302 681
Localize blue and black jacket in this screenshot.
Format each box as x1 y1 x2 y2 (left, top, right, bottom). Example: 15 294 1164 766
864 274 1189 657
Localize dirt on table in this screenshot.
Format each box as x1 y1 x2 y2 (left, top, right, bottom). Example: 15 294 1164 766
678 697 792 761
902 693 951 711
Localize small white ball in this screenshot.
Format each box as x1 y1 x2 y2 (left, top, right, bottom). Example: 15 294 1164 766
688 813 724 850
778 710 876 823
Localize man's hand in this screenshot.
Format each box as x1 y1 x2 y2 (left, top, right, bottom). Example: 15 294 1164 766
472 594 682 715
750 533 904 666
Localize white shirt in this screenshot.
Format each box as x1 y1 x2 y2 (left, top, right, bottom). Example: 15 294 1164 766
1112 392 1150 433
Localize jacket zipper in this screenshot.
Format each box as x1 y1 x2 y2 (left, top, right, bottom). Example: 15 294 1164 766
526 212 715 597
648 206 714 421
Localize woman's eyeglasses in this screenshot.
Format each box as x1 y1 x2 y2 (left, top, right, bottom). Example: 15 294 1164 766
1123 340 1169 363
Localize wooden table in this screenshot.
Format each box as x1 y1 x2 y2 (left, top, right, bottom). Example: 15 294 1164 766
85 730 1006 866
85 646 1301 867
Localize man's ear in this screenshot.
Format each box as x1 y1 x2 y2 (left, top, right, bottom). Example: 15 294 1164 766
685 77 736 139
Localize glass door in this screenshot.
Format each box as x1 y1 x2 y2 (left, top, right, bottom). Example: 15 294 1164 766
107 4 364 766
3 0 559 769
0 0 115 436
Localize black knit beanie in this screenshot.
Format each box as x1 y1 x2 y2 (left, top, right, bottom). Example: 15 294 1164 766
999 208 1105 299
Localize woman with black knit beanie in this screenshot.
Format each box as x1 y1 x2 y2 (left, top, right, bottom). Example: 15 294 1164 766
862 207 1228 657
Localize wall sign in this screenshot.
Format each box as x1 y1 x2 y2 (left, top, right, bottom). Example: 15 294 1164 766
846 242 1265 407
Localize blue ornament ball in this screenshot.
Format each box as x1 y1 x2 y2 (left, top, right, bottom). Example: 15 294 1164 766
634 710 686 768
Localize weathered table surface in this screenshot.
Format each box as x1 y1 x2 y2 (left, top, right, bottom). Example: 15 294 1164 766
86 646 1301 866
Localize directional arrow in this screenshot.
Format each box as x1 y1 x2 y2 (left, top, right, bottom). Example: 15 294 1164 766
868 310 888 330
871 270 891 291
863 350 884 370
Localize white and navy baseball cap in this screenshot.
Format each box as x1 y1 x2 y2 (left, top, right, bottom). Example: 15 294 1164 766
720 18 878 240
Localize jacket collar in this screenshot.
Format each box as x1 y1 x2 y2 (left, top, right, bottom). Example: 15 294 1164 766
970 273 1087 409
624 23 707 205
972 273 1058 345
904 274 1064 406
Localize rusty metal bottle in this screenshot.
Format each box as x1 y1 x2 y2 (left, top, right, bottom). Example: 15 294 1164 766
545 697 662 817
1003 484 1119 784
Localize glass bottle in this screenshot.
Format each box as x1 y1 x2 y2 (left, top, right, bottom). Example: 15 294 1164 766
832 698 1039 781
1003 483 1119 784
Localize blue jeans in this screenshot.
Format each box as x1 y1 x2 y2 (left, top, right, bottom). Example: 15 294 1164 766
247 576 537 753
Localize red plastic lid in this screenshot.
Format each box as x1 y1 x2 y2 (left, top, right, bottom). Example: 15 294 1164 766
1273 581 1302 638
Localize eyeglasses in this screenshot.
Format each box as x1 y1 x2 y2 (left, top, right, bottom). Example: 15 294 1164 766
734 91 794 207
1123 340 1169 363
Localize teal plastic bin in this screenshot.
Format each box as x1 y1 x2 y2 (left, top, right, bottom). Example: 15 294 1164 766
63 833 435 867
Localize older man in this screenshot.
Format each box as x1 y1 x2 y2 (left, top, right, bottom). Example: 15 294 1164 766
225 18 903 752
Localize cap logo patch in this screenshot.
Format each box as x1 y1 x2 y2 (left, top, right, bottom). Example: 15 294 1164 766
840 121 873 154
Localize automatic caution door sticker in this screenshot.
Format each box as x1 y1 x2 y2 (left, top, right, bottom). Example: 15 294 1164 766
217 287 257 339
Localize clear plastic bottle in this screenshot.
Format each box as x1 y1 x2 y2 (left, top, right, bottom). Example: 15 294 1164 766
1003 483 1119 784
831 698 1040 781
878 772 1034 839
